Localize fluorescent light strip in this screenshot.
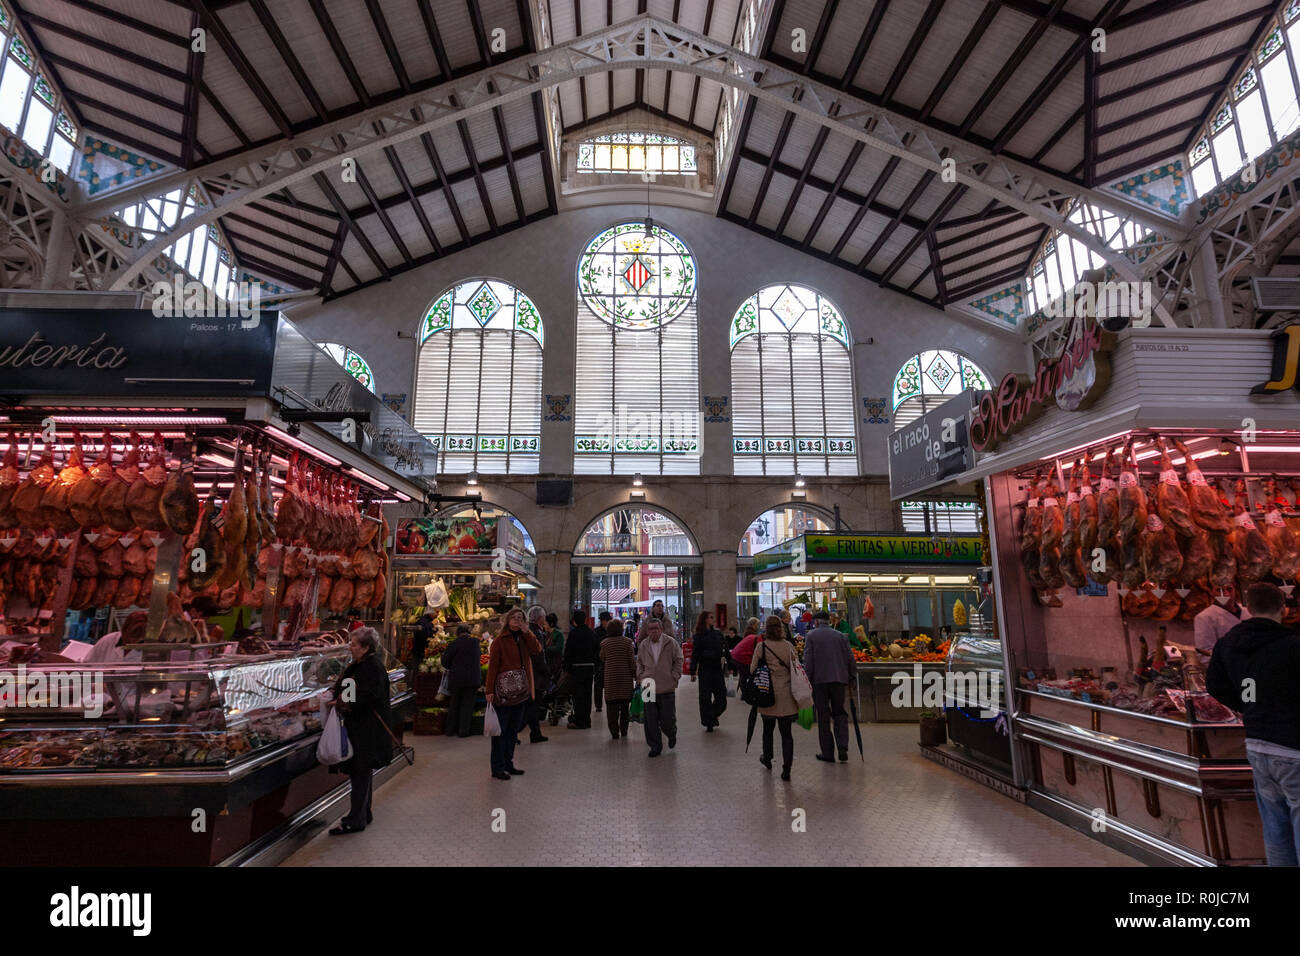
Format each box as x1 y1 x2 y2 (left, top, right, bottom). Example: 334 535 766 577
346 467 390 492
264 426 342 467
48 415 227 426
1238 446 1300 453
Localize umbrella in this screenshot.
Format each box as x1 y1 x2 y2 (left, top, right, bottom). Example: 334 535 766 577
847 675 865 761
745 703 759 753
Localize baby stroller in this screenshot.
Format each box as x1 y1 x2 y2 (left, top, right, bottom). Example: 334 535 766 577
544 668 575 726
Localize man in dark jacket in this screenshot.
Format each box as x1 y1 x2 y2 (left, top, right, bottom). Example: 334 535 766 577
441 624 482 738
689 613 728 730
564 609 600 729
803 609 855 763
1207 582 1300 866
594 610 613 712
331 627 393 835
410 611 433 680
525 607 551 743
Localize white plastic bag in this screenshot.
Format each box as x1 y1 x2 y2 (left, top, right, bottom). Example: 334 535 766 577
725 674 738 698
484 702 502 737
790 657 814 711
317 703 353 764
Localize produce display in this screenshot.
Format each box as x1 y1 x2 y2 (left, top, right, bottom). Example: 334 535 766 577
853 634 951 663
1017 435 1300 622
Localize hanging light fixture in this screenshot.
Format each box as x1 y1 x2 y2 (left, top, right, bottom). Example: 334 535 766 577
633 473 644 487
795 474 806 488
467 470 479 486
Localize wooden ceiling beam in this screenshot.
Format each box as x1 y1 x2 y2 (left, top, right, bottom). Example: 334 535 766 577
354 165 414 265
186 0 292 137
745 111 795 227
314 172 391 279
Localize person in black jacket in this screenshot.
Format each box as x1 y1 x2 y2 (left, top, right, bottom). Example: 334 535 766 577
1207 582 1300 866
689 611 729 731
410 611 434 680
594 610 612 713
524 606 551 743
441 624 482 738
564 609 600 729
330 627 393 835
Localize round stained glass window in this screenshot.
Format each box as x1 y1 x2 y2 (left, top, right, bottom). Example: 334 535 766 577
577 221 696 329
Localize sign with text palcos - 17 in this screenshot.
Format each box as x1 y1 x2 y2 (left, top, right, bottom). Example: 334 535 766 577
0 309 277 396
887 390 979 500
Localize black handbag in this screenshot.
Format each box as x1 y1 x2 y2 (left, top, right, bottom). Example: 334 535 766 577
741 643 776 708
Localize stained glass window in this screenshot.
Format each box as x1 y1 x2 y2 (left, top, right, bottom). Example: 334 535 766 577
8 35 30 69
1234 68 1258 100
1210 103 1233 133
577 221 697 329
730 284 856 477
1190 138 1211 165
319 343 375 392
575 131 696 175
574 221 700 476
1260 27 1284 63
31 73 52 105
414 279 543 474
0 5 9 31
1288 0 1300 22
892 350 991 427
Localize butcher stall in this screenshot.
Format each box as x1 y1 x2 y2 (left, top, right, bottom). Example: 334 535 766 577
0 303 433 865
955 325 1300 866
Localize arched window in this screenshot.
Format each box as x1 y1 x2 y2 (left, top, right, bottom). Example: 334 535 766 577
574 221 700 475
577 132 696 175
892 349 990 428
730 284 856 476
319 342 375 392
413 279 544 474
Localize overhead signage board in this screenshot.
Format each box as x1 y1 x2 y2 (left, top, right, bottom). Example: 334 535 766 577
753 533 984 575
0 308 276 396
888 390 979 500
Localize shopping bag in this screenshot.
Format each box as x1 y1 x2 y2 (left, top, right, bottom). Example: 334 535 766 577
435 670 450 702
725 674 738 698
485 702 502 737
790 657 814 710
796 706 815 731
316 704 353 765
629 685 644 719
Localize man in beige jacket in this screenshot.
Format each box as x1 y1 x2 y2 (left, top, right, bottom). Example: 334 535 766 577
635 619 683 757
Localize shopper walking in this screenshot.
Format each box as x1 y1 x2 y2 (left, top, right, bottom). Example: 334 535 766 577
731 617 761 678
637 599 677 644
329 627 393 834
600 619 637 739
485 608 543 780
1207 583 1300 865
690 611 729 731
564 609 599 729
410 610 434 681
440 624 482 738
594 610 613 712
524 605 551 743
635 618 683 757
545 612 565 674
802 609 854 763
755 616 799 781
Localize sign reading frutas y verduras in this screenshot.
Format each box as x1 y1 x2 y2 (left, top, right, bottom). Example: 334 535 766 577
888 390 978 499
0 308 276 396
753 533 983 573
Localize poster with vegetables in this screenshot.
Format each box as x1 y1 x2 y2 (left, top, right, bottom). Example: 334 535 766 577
395 515 500 555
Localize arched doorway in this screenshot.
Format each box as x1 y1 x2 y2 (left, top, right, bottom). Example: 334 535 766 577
571 505 700 637
736 504 842 623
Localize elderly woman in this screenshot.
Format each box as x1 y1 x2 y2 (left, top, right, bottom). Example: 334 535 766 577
329 627 393 835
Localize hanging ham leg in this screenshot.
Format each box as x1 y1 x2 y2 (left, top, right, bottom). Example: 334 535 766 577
1096 446 1121 544
1226 479 1272 584
1078 455 1099 557
1262 476 1300 580
39 431 86 534
216 443 248 589
70 431 113 529
100 434 140 533
12 437 56 531
1117 437 1148 544
189 487 226 589
1038 475 1065 589
1178 527 1214 588
1174 437 1232 533
0 434 21 530
126 433 169 532
1153 436 1195 537
258 448 276 542
160 439 200 535
1140 480 1183 583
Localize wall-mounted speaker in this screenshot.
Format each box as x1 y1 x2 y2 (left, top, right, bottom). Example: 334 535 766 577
536 479 573 506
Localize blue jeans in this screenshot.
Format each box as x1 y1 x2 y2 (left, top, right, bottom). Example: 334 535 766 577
490 702 527 775
1246 749 1300 866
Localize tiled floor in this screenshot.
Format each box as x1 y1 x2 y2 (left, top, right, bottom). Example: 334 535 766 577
284 680 1140 867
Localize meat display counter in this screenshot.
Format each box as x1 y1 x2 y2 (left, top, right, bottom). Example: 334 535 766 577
0 646 414 865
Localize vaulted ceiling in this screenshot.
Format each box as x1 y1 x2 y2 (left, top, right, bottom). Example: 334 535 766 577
14 0 1284 312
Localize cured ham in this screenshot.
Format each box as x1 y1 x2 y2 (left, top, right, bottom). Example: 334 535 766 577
38 434 86 534
276 453 305 542
12 439 56 530
1140 484 1183 584
188 488 225 589
1153 436 1195 538
1078 455 1099 556
158 591 199 644
1151 586 1182 622
258 449 276 543
1019 474 1046 591
1038 476 1065 589
328 576 355 613
126 433 169 533
1261 477 1300 580
160 439 199 535
1122 584 1159 618
1117 437 1148 543
69 431 114 529
1174 437 1232 534
0 435 19 530
99 435 140 533
1096 446 1121 545
1178 527 1213 587
216 444 249 589
1225 479 1272 584
1178 587 1212 622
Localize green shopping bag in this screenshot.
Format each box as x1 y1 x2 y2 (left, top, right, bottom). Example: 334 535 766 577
629 686 644 719
796 706 814 731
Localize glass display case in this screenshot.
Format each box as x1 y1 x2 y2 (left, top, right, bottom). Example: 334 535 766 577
0 647 408 773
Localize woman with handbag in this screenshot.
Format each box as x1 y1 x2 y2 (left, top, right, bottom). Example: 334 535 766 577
485 608 544 780
329 627 394 835
755 616 800 781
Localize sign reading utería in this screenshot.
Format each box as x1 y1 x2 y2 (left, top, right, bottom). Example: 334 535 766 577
970 321 1115 452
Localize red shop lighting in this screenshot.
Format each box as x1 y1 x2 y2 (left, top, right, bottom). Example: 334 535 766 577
264 426 343 467
46 414 228 426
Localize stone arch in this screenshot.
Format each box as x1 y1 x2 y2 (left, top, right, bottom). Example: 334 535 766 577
571 502 700 557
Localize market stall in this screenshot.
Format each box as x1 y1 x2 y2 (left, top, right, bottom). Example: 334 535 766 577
956 325 1300 866
0 305 433 864
752 531 984 721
